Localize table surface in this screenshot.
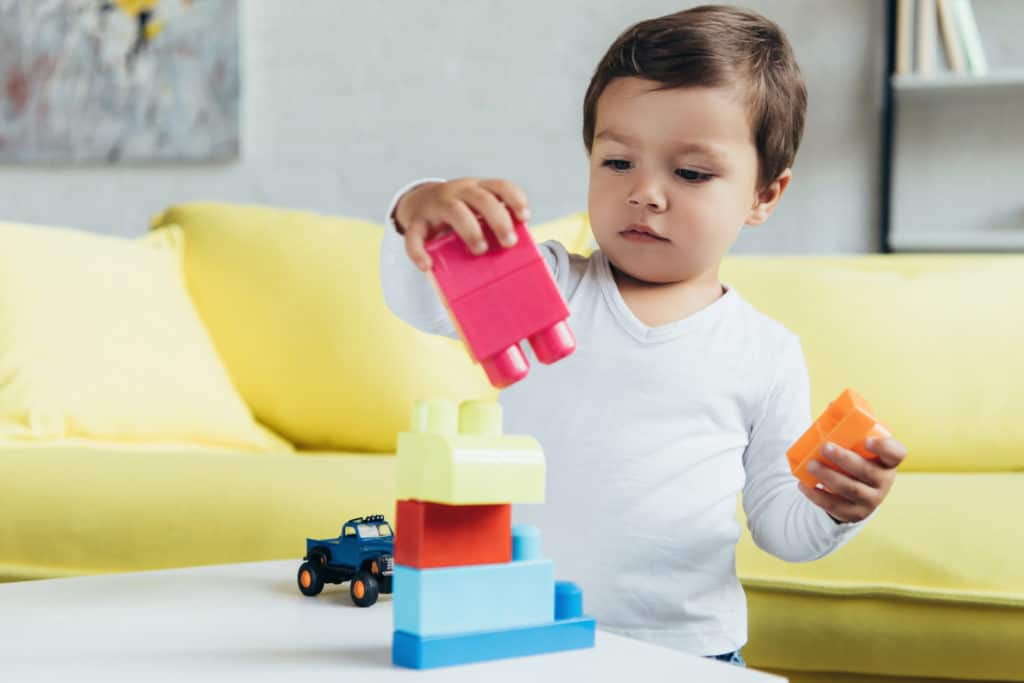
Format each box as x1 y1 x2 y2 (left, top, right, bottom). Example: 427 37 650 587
0 560 785 682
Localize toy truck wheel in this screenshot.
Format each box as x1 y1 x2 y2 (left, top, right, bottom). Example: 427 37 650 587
350 571 379 607
308 549 328 568
297 562 324 597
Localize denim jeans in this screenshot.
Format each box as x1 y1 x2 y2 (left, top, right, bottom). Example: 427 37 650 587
706 649 746 667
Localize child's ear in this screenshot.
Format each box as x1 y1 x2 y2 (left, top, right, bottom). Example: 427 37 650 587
746 168 792 226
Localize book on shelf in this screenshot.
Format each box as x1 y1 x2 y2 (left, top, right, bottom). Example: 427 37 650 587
936 0 966 73
915 0 937 75
895 0 915 74
953 0 988 76
903 0 989 78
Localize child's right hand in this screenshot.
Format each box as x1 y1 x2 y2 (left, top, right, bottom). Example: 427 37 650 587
393 178 531 271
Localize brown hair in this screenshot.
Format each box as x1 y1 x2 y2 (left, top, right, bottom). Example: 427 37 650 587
582 5 806 190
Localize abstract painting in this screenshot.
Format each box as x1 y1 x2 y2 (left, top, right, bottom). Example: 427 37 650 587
0 0 239 163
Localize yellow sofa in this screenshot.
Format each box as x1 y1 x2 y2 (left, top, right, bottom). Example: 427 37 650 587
1 203 1020 682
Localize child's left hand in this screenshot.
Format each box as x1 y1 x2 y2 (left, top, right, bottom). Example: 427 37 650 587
798 437 908 523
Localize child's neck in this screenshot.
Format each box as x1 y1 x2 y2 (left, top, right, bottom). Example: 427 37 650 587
610 263 725 328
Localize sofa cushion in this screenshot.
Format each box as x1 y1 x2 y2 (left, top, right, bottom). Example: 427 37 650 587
0 221 283 452
0 442 396 581
149 203 594 453
736 472 1024 681
721 255 1024 473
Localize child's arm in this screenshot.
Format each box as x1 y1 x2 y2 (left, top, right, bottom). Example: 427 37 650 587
741 336 868 562
379 178 458 338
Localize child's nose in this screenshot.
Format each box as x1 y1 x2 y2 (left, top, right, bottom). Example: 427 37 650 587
627 192 666 211
626 173 666 210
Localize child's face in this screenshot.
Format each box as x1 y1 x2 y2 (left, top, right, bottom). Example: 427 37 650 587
588 77 770 285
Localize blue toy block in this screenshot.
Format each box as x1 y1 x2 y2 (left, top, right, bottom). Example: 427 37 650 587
554 580 583 619
392 615 596 669
393 560 554 637
511 523 542 561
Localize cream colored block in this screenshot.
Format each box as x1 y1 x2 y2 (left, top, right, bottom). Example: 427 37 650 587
396 400 545 504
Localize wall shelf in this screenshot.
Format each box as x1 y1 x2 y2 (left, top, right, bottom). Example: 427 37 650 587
893 68 1024 96
890 230 1024 251
881 1 1023 253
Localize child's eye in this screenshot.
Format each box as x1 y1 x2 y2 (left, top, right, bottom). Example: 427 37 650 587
676 168 713 183
676 168 713 182
601 159 631 171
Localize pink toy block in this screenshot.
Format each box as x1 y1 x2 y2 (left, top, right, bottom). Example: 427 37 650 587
425 214 575 388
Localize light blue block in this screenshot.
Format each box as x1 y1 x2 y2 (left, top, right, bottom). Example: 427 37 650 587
511 523 542 561
394 560 554 637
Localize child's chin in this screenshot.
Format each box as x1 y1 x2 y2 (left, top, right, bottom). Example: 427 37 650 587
608 253 686 285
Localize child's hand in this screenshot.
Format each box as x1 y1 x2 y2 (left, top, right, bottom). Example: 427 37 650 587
393 178 531 271
798 437 908 523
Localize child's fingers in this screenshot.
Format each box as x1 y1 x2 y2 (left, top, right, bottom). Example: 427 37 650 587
464 186 518 248
403 219 433 271
441 201 489 255
479 178 531 223
865 437 908 469
806 459 876 506
819 443 884 489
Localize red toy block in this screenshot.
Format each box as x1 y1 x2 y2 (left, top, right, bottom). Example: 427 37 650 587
425 214 575 389
395 500 511 569
787 388 892 489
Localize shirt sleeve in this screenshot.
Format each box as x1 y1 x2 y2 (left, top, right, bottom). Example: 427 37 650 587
741 333 871 562
378 178 576 339
378 178 459 339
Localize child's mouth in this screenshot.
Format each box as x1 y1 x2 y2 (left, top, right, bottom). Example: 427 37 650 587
620 226 670 242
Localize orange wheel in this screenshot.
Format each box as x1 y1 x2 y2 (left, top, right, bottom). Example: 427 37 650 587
297 561 324 596
350 571 379 607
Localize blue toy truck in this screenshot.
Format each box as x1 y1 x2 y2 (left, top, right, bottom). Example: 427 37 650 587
297 514 395 607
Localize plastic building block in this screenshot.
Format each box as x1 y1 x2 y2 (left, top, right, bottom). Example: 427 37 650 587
395 499 511 569
297 514 394 607
393 616 596 669
393 559 555 637
511 523 542 561
554 580 583 620
396 399 545 504
392 582 595 669
787 388 893 489
426 213 575 388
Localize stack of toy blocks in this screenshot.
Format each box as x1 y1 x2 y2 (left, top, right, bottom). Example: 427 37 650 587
391 398 596 669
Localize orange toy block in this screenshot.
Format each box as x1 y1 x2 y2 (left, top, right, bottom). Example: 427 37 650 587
395 499 511 569
787 388 892 489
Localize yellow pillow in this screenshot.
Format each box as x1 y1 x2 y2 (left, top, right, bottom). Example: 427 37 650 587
0 221 285 452
149 203 594 453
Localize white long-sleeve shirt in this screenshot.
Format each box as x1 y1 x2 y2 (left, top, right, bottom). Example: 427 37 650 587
379 181 867 656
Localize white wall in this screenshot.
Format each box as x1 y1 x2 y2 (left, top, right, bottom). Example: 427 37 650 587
1 1 893 252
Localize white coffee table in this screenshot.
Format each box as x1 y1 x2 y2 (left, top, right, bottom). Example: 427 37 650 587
0 560 784 682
